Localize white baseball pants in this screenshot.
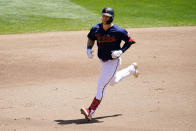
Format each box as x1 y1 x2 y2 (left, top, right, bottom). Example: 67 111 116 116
96 57 136 100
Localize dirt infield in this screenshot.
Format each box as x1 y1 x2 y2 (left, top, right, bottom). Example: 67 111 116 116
0 26 196 131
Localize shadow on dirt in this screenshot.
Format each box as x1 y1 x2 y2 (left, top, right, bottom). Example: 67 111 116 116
55 114 122 125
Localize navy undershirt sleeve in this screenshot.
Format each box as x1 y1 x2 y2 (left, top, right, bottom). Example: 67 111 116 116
120 29 136 53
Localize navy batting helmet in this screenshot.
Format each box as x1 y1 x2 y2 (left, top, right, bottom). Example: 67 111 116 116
102 7 114 24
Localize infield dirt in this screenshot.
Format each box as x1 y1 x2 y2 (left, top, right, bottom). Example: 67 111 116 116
0 27 196 131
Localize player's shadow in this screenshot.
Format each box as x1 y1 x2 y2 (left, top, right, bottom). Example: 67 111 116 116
55 114 122 125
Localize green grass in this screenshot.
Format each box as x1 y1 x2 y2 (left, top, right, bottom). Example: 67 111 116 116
71 0 196 28
0 0 99 34
0 0 195 34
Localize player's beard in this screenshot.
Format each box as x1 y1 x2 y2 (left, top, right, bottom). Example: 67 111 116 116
102 18 113 25
102 20 112 26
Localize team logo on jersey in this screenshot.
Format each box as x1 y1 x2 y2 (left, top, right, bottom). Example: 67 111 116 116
95 34 116 43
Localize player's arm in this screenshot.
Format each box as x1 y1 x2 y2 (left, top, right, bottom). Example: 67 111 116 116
111 32 135 59
86 38 95 59
120 30 136 53
87 26 96 59
121 38 136 53
87 38 95 49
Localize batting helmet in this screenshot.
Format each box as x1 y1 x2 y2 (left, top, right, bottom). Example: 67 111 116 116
102 7 114 24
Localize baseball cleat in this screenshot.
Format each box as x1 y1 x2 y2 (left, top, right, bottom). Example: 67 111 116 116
80 108 92 121
131 62 139 78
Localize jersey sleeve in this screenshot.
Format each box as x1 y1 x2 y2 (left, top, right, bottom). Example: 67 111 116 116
121 29 135 43
87 27 97 41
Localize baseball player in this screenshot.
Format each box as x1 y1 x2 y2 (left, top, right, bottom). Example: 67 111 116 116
80 7 139 121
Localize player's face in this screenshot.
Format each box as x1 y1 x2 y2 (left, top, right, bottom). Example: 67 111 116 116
102 15 111 25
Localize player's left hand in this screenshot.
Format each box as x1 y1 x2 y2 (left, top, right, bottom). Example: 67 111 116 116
111 50 123 58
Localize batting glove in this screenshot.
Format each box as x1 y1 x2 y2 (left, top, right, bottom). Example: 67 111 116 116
87 49 94 59
111 50 123 59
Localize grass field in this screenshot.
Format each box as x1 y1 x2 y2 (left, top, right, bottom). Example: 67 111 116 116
72 0 196 27
0 0 195 34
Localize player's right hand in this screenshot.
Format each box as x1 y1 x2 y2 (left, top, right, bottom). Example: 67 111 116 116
87 49 94 59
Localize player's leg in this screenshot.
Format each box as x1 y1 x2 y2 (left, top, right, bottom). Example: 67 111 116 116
110 62 139 86
80 97 100 121
96 58 121 100
81 58 121 121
